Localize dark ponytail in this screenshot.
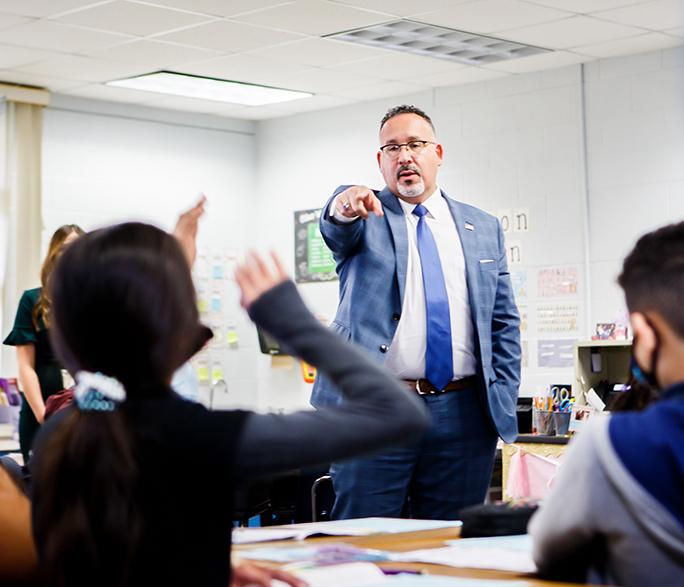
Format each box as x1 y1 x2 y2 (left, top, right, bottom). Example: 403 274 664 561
32 409 139 587
31 222 210 586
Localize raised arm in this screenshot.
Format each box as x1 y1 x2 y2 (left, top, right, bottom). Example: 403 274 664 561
233 253 428 478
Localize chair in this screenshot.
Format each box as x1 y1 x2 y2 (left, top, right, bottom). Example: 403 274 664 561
310 474 334 522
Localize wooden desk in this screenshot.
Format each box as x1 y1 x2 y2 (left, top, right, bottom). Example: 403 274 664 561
235 527 584 587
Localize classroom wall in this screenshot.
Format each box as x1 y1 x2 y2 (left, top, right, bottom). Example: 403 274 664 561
584 46 684 327
3 97 267 410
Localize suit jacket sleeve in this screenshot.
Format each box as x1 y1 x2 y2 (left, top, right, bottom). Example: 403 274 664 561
319 185 366 260
490 220 521 405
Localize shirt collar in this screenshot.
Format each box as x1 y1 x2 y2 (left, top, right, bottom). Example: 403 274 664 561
397 186 444 219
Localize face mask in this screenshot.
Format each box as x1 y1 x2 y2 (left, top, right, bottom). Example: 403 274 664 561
630 355 658 388
630 328 661 389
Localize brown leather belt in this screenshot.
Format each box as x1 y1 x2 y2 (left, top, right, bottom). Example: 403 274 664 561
404 376 478 395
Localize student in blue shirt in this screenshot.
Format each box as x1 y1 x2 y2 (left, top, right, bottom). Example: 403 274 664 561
530 222 684 586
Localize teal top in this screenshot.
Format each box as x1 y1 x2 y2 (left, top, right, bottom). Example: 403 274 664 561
3 288 64 401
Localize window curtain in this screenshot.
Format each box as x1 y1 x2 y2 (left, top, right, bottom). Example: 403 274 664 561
0 94 47 377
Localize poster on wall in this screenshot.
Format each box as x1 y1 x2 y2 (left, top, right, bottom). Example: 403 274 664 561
537 266 579 298
536 303 580 334
294 208 338 284
538 339 575 368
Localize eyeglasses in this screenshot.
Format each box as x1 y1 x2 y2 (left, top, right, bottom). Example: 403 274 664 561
379 140 435 157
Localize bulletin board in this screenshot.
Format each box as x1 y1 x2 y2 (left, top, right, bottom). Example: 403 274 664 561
294 208 337 283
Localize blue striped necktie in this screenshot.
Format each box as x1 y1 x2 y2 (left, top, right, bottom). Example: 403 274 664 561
412 204 453 391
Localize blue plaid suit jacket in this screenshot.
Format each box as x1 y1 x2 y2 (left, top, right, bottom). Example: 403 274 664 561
310 186 521 443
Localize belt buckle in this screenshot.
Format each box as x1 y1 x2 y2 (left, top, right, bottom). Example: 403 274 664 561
415 379 437 395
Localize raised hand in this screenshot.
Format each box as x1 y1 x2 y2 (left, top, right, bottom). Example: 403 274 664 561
234 251 289 310
173 194 206 267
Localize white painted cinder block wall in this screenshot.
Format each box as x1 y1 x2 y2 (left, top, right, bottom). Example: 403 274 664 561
584 47 684 327
3 46 681 413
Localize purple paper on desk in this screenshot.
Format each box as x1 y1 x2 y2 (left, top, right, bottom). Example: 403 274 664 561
241 543 389 564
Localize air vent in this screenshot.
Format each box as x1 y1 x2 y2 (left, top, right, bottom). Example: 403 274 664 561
325 19 550 66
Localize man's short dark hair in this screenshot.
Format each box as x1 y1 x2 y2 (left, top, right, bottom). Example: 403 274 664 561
618 221 684 337
380 105 435 132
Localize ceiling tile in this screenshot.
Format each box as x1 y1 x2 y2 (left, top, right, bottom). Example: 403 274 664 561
53 1 215 37
273 67 380 93
0 10 29 29
232 0 390 36
276 93 358 112
404 66 507 86
141 0 296 18
575 32 683 57
18 55 151 82
216 105 293 120
329 52 468 80
0 44 53 69
416 1 572 34
593 0 684 32
89 39 221 68
0 20 133 52
499 16 643 49
518 0 652 13
249 37 391 67
180 54 312 87
332 0 471 17
0 0 106 18
483 49 588 72
155 19 302 52
331 79 428 100
61 82 161 103
0 68 85 91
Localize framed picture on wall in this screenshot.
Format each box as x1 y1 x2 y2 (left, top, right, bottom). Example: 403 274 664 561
294 208 338 283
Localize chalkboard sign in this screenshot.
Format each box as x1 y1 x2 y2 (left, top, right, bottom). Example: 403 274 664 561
294 208 338 283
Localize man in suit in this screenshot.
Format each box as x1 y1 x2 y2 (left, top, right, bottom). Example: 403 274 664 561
311 105 521 520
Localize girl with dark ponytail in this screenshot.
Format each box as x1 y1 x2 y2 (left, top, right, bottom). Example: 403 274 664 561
29 215 427 587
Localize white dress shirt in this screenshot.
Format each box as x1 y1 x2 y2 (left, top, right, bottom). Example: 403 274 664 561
386 188 477 380
332 188 477 380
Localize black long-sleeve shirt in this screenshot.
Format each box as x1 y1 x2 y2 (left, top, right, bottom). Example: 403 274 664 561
32 280 428 587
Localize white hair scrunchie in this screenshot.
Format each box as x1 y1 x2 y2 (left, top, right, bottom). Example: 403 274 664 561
74 371 126 412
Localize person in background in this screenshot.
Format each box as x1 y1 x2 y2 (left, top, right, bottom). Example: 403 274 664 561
3 224 84 463
312 104 521 520
529 222 684 586
29 216 427 587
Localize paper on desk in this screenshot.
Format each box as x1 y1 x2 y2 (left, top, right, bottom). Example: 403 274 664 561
272 562 387 587
287 517 462 536
444 534 533 552
234 518 462 544
389 577 530 587
233 528 304 544
272 562 531 587
390 534 536 574
238 542 389 564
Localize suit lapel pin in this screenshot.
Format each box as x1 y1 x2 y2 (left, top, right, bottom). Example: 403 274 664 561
464 222 475 231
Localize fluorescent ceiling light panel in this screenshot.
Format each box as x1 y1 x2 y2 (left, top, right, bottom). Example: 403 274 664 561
107 71 312 106
326 19 551 65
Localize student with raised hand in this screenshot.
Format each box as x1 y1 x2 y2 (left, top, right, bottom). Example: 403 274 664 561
529 222 684 586
3 224 85 464
29 220 428 587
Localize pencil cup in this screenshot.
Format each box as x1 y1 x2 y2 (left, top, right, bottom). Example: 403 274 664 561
553 411 571 436
532 409 555 436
